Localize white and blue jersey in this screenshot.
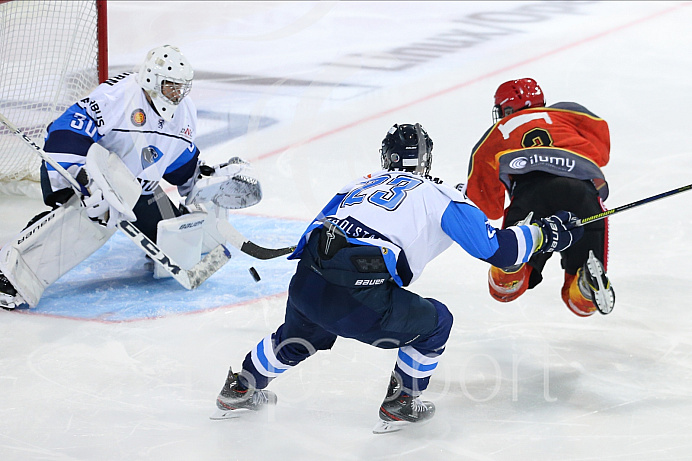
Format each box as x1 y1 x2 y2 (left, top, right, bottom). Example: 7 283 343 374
289 170 541 286
43 73 200 199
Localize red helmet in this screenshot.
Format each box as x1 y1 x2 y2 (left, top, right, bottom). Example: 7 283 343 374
492 78 545 123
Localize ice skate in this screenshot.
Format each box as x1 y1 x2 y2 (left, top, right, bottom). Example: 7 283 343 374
373 374 435 434
0 273 26 310
579 250 615 315
210 369 277 420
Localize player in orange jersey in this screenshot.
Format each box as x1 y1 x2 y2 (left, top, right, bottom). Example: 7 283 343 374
464 78 614 316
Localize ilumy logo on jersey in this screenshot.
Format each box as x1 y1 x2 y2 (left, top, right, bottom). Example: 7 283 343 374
141 145 163 169
508 154 575 172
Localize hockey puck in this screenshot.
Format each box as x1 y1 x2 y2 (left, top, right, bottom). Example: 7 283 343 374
249 267 261 282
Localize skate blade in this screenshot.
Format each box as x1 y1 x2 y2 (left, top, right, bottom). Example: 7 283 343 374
209 407 249 420
585 251 613 315
372 419 410 434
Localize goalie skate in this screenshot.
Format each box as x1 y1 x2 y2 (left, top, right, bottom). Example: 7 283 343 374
0 273 26 310
580 250 615 315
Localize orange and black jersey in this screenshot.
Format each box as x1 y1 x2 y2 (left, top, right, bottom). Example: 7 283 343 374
466 102 610 220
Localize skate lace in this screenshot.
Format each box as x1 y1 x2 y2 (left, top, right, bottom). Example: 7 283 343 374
411 397 426 413
251 389 271 405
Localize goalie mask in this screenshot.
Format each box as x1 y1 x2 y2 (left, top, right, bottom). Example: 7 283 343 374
492 78 545 124
137 45 193 121
381 123 433 177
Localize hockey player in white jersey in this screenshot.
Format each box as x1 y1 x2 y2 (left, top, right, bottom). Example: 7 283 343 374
0 45 261 310
212 123 583 433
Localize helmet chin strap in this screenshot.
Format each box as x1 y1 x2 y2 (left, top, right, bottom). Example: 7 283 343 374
143 90 156 111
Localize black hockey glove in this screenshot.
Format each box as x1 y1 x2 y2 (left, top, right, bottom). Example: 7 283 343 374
533 211 583 254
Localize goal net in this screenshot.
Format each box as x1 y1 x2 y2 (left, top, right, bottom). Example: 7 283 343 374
0 0 107 196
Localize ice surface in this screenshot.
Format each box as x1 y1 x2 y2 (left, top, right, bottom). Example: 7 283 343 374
2 2 692 460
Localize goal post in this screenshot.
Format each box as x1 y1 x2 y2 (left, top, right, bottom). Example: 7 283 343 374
0 0 108 196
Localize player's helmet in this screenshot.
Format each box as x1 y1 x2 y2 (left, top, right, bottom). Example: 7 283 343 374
492 78 545 123
137 45 193 121
381 123 433 176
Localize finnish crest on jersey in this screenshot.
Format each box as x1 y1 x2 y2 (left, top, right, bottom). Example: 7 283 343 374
141 145 163 169
130 109 146 127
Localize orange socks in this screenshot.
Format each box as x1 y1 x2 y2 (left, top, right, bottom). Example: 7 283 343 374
561 271 597 317
488 264 532 302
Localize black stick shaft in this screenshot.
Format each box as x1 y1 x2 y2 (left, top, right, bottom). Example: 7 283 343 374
577 183 692 226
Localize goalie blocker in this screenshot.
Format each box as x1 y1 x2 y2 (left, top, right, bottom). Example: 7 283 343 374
153 156 263 280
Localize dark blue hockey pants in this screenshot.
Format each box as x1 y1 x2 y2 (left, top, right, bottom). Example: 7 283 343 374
239 251 453 396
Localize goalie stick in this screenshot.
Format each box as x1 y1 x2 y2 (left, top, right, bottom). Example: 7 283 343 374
577 183 692 226
217 219 296 260
0 112 231 290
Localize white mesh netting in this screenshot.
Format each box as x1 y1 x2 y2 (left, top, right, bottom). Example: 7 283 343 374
0 0 102 195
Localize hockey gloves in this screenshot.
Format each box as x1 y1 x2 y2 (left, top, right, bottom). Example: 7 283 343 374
82 187 127 228
185 157 262 209
76 167 136 229
533 211 583 254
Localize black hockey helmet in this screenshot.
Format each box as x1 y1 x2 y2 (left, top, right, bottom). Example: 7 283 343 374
380 123 433 176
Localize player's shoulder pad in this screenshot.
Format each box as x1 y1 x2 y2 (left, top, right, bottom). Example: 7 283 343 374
547 102 601 119
102 72 134 88
76 73 138 128
471 124 495 154
340 170 388 191
434 180 475 205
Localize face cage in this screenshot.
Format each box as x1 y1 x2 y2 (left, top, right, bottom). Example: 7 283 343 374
492 105 515 124
420 152 431 177
492 105 501 124
158 77 192 105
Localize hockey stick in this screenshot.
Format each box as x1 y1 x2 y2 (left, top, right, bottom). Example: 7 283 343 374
217 219 296 260
0 112 231 290
577 183 692 226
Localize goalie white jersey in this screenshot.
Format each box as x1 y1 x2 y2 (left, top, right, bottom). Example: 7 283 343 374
289 170 541 286
43 73 200 197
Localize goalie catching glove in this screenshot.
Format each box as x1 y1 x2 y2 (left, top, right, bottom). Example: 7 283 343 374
185 157 262 209
533 211 583 254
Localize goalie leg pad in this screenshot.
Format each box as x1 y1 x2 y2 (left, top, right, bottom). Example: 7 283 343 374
0 195 115 307
153 211 207 279
188 203 231 254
